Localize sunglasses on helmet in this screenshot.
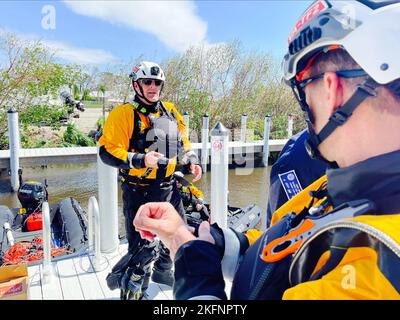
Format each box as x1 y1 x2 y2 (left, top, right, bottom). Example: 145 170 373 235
141 79 163 86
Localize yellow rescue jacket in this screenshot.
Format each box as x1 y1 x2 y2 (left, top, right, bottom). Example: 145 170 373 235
245 175 400 299
98 101 191 180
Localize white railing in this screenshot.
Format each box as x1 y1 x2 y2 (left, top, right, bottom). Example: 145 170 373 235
88 196 101 270
42 202 54 284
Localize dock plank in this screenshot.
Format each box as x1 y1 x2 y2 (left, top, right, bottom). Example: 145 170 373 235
40 263 64 300
72 254 105 300
27 241 231 301
57 257 84 300
27 264 42 300
91 251 124 300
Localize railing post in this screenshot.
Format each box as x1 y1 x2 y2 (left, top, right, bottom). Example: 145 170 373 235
201 113 209 173
183 111 190 134
240 113 247 142
262 114 271 167
210 122 229 229
97 145 119 253
3 223 14 246
88 196 101 270
287 114 294 138
7 107 20 192
42 202 54 284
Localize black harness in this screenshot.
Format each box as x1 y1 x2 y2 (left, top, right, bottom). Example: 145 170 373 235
120 101 182 188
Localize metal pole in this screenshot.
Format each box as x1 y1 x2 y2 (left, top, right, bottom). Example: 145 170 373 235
240 113 247 142
88 196 101 270
262 114 271 167
97 145 119 253
7 107 20 192
210 122 229 229
42 202 54 284
183 111 190 133
201 113 209 173
3 223 14 246
287 114 294 138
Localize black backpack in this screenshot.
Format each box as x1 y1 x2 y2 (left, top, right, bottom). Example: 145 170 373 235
106 241 159 292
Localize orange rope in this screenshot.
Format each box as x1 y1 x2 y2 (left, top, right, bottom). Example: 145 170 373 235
2 237 71 265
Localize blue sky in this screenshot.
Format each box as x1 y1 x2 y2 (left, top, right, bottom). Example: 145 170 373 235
0 1 312 69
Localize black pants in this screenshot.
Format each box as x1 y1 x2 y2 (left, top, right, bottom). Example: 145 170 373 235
121 181 186 272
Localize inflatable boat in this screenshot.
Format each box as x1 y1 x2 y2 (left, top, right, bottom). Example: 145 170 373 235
0 179 88 265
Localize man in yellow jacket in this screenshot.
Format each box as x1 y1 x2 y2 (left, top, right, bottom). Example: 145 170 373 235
133 1 400 300
98 61 201 297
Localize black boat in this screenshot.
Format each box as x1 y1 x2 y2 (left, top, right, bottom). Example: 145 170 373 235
0 178 88 265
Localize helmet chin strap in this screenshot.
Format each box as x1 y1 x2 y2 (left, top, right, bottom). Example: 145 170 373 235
133 81 164 107
305 77 379 168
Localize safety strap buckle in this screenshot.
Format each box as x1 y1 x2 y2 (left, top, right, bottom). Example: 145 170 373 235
329 110 348 125
358 81 378 97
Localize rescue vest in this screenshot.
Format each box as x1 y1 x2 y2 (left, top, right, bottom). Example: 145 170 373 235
129 101 181 158
284 213 400 299
98 100 191 182
232 175 400 300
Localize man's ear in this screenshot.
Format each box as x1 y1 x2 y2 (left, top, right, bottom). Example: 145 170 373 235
323 72 344 115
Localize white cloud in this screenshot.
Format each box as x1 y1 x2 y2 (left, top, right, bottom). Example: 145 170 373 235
63 0 208 52
0 27 118 65
42 39 119 65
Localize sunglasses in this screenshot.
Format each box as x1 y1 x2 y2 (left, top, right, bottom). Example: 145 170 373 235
141 79 163 86
291 69 368 124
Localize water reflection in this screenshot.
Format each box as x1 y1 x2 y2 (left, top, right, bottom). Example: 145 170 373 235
0 163 270 236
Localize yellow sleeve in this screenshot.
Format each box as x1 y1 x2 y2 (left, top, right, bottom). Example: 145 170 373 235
245 229 264 246
98 104 134 161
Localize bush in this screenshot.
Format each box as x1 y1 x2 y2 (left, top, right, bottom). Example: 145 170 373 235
82 96 98 102
63 124 95 146
19 104 65 128
96 117 105 131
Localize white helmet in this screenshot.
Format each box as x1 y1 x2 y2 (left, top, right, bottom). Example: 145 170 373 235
130 61 166 82
283 0 400 86
282 0 400 165
129 61 166 105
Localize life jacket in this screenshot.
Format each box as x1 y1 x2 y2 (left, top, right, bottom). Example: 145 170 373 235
231 176 331 299
128 100 181 158
230 174 400 300
284 213 400 299
120 101 183 184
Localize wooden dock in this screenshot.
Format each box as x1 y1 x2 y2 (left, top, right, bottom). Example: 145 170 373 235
0 140 287 170
27 240 232 300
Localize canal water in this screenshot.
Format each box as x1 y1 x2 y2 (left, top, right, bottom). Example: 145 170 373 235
0 163 271 237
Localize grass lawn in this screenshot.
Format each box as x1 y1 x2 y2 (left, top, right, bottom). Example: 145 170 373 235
83 103 104 109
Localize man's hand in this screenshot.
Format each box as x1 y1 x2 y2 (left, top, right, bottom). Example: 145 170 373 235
133 202 215 259
190 164 202 182
133 202 195 259
144 151 164 168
